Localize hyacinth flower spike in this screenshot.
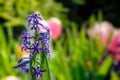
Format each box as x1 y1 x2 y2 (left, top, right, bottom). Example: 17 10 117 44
14 13 51 80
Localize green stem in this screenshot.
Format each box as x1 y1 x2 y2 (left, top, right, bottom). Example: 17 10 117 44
44 52 51 80
29 27 38 80
41 52 51 80
29 54 37 80
29 58 32 79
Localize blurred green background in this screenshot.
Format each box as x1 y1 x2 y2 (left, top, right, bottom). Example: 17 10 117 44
0 0 120 80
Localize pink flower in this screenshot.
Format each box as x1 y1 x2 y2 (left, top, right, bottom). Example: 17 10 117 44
108 30 120 61
47 17 62 39
88 21 113 48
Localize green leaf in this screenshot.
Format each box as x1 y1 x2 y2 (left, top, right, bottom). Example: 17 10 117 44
56 41 72 80
97 10 103 23
0 26 13 75
41 52 51 80
89 14 96 28
72 0 86 5
95 56 113 80
111 71 119 80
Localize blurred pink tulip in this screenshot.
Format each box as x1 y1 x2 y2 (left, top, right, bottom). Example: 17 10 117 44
47 17 62 39
88 21 113 47
108 30 120 61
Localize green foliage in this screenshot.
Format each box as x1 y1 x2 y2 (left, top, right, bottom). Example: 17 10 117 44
97 10 103 23
111 71 119 80
50 21 116 80
0 0 68 28
88 14 96 28
95 56 113 80
72 0 86 5
0 26 17 78
41 52 51 80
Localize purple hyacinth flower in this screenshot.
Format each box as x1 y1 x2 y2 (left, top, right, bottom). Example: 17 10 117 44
14 57 30 73
26 13 44 30
32 66 46 79
21 42 29 51
39 31 50 42
38 31 50 58
26 13 42 22
21 30 34 43
15 13 50 79
14 56 41 73
21 30 34 51
30 42 43 54
39 28 50 46
44 48 50 58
